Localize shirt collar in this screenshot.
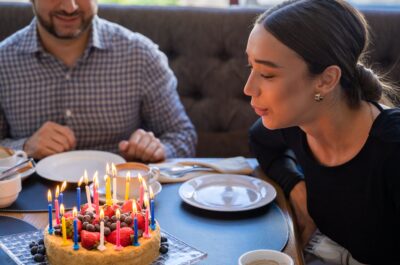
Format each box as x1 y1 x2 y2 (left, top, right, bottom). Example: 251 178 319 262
17 16 112 54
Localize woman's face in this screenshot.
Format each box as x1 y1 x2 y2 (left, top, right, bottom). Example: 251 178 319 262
244 24 318 130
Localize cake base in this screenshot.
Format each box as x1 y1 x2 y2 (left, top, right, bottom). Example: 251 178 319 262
44 225 161 265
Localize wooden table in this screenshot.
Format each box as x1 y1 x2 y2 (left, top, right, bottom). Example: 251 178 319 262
0 159 305 265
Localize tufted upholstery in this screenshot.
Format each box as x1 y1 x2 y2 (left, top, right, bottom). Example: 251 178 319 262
0 3 400 157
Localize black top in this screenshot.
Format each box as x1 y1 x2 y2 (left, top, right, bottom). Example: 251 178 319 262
249 103 400 264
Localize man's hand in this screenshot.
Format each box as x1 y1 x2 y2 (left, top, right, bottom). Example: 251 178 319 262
289 181 317 248
24 121 76 159
118 129 166 163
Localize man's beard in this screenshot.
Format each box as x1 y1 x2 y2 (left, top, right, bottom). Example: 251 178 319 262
36 10 93 40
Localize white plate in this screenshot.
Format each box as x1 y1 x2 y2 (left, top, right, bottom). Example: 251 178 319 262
179 174 276 212
36 150 126 183
90 181 162 203
0 166 35 181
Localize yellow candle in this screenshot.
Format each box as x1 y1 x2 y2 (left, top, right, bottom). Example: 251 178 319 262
125 172 131 201
60 204 69 246
105 175 112 206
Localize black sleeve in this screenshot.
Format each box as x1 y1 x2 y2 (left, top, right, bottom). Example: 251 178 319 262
249 118 303 197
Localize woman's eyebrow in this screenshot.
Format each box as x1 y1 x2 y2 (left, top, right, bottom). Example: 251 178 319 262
254 59 282 68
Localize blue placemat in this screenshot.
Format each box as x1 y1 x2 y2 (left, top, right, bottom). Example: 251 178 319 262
0 174 87 212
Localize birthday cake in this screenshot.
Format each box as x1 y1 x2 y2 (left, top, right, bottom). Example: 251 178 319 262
44 201 161 265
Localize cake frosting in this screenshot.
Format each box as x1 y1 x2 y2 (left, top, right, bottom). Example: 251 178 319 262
44 223 160 265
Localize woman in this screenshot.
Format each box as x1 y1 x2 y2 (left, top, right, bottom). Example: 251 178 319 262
244 0 399 264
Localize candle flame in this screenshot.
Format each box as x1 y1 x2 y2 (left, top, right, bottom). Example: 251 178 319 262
104 175 108 182
138 173 143 184
106 163 110 175
116 209 120 219
47 189 52 202
73 207 77 218
144 193 149 208
84 170 89 185
100 208 104 219
93 171 98 184
95 176 99 188
60 204 65 215
55 185 60 198
78 176 83 187
111 163 117 177
149 186 154 199
126 171 131 182
142 179 148 191
132 199 137 213
60 181 67 192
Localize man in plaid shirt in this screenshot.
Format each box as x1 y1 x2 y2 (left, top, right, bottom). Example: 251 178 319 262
0 0 197 162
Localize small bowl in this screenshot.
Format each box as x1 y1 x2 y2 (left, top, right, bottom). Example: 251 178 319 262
238 249 294 265
0 174 22 208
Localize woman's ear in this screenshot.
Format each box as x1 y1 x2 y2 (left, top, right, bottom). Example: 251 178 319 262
315 65 341 94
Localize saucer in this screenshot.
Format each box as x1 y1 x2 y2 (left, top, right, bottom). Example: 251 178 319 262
90 181 162 203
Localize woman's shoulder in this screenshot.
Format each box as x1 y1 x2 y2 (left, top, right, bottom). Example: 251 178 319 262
370 106 400 143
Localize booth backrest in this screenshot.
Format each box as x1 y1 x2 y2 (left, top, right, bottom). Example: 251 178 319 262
1 3 399 157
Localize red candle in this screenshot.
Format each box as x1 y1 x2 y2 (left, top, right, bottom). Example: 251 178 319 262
143 193 150 238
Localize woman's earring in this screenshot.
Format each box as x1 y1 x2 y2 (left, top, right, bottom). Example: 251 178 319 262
314 93 324 102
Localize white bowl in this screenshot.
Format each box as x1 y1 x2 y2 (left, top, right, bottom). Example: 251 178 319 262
238 249 294 265
0 174 21 208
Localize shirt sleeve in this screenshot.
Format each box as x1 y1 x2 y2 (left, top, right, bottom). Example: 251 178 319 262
249 118 303 197
139 43 197 158
0 106 27 151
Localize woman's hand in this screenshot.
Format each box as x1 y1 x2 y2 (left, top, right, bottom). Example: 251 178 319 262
289 181 317 248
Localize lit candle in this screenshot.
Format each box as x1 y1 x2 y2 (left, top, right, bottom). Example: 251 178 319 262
55 185 60 225
115 209 123 250
105 175 112 206
112 163 117 203
59 181 67 206
138 173 144 208
77 177 83 212
97 208 106 251
84 171 94 212
93 173 100 215
60 204 69 246
132 200 140 246
47 190 54 235
125 172 131 201
149 186 156 231
143 193 150 238
72 207 79 250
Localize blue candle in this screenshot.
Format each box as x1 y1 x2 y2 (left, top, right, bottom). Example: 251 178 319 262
47 190 54 234
76 185 81 212
150 199 156 230
73 207 79 251
59 192 63 206
133 215 140 246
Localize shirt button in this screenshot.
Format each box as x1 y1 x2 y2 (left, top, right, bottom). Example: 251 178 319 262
65 109 73 118
65 73 71 80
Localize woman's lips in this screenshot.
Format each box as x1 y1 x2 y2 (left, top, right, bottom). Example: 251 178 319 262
252 106 269 116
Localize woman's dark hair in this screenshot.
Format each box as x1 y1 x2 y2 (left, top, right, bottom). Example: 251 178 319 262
256 0 395 107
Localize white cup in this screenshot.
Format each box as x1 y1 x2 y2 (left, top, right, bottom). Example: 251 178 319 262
0 174 22 208
238 249 294 265
99 162 158 198
0 149 27 168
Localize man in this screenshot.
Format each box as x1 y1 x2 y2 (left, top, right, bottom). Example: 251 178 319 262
0 0 197 162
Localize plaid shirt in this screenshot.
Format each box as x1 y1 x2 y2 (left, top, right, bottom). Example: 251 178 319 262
0 17 196 158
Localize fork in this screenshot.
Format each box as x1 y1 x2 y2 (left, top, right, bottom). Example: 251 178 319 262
158 165 214 178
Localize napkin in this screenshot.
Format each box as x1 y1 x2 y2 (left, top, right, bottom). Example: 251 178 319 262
152 156 254 183
304 230 367 265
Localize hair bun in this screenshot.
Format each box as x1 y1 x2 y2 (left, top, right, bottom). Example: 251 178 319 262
355 64 382 102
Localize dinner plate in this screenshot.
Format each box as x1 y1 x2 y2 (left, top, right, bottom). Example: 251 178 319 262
90 181 162 203
179 174 276 212
0 166 35 181
36 150 126 183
